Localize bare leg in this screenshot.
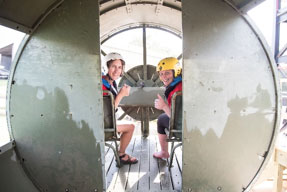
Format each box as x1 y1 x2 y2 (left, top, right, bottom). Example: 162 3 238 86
117 124 137 161
153 133 170 159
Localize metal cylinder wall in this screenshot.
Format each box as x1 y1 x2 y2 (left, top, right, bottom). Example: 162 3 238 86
6 0 105 191
0 0 280 191
182 0 279 191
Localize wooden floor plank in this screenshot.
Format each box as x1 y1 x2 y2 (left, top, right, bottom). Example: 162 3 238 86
137 136 150 191
113 137 136 191
104 135 182 191
105 142 116 175
169 153 182 191
105 141 120 175
149 135 161 191
158 158 173 191
106 158 118 192
175 145 182 173
106 141 119 191
126 136 142 191
105 141 111 155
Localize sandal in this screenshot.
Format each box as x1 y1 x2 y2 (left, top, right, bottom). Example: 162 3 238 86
119 154 138 165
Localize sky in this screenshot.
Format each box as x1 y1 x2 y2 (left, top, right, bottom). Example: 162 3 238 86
0 26 24 54
247 0 275 47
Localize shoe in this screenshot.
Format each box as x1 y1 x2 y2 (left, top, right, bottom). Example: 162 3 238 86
119 154 138 164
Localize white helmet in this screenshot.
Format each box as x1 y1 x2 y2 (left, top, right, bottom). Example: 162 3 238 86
105 52 124 64
104 52 125 76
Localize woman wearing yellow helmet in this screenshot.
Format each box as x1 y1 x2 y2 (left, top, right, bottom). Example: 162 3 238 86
153 57 182 159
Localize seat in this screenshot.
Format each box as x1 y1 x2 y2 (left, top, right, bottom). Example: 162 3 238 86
165 91 182 169
103 90 121 167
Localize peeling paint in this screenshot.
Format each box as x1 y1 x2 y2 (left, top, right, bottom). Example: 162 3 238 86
36 88 45 100
211 86 223 92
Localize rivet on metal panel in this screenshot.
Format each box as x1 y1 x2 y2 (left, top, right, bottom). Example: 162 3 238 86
217 186 222 191
188 188 192 192
65 188 69 192
94 189 98 192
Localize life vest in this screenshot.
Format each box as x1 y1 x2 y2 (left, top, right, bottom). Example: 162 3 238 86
164 76 182 107
102 75 118 97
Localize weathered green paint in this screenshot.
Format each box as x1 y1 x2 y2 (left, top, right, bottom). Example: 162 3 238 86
182 0 279 191
0 148 38 192
8 0 105 191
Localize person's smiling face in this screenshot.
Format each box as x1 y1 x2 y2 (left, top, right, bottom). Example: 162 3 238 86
108 59 123 81
159 69 174 87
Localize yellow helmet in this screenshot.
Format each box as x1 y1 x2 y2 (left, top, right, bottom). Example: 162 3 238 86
156 57 182 77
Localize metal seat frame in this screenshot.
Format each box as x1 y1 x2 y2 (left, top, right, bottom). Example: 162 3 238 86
165 91 182 169
103 90 121 167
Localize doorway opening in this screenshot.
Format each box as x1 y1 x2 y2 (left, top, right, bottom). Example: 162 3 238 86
101 26 183 191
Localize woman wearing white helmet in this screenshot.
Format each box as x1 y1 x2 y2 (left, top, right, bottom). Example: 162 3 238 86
153 57 182 159
102 52 138 164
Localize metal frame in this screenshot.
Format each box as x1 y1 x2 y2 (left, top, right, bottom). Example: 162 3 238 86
273 0 287 65
101 24 182 45
103 90 121 167
165 91 182 169
99 0 182 15
100 24 182 73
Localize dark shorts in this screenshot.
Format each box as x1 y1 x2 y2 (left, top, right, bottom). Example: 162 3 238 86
157 113 170 135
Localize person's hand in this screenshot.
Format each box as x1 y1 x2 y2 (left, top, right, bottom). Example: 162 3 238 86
154 94 167 110
119 84 130 97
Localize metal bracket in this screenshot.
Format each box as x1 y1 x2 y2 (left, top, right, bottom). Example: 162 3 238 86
155 0 164 14
125 0 132 14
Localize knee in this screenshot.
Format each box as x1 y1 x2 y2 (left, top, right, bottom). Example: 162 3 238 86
157 114 169 127
129 124 135 132
157 113 169 134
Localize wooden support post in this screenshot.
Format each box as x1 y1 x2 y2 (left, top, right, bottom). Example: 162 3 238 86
273 148 287 192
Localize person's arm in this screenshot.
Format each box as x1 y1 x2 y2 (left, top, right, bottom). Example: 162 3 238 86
114 84 130 108
154 94 171 117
